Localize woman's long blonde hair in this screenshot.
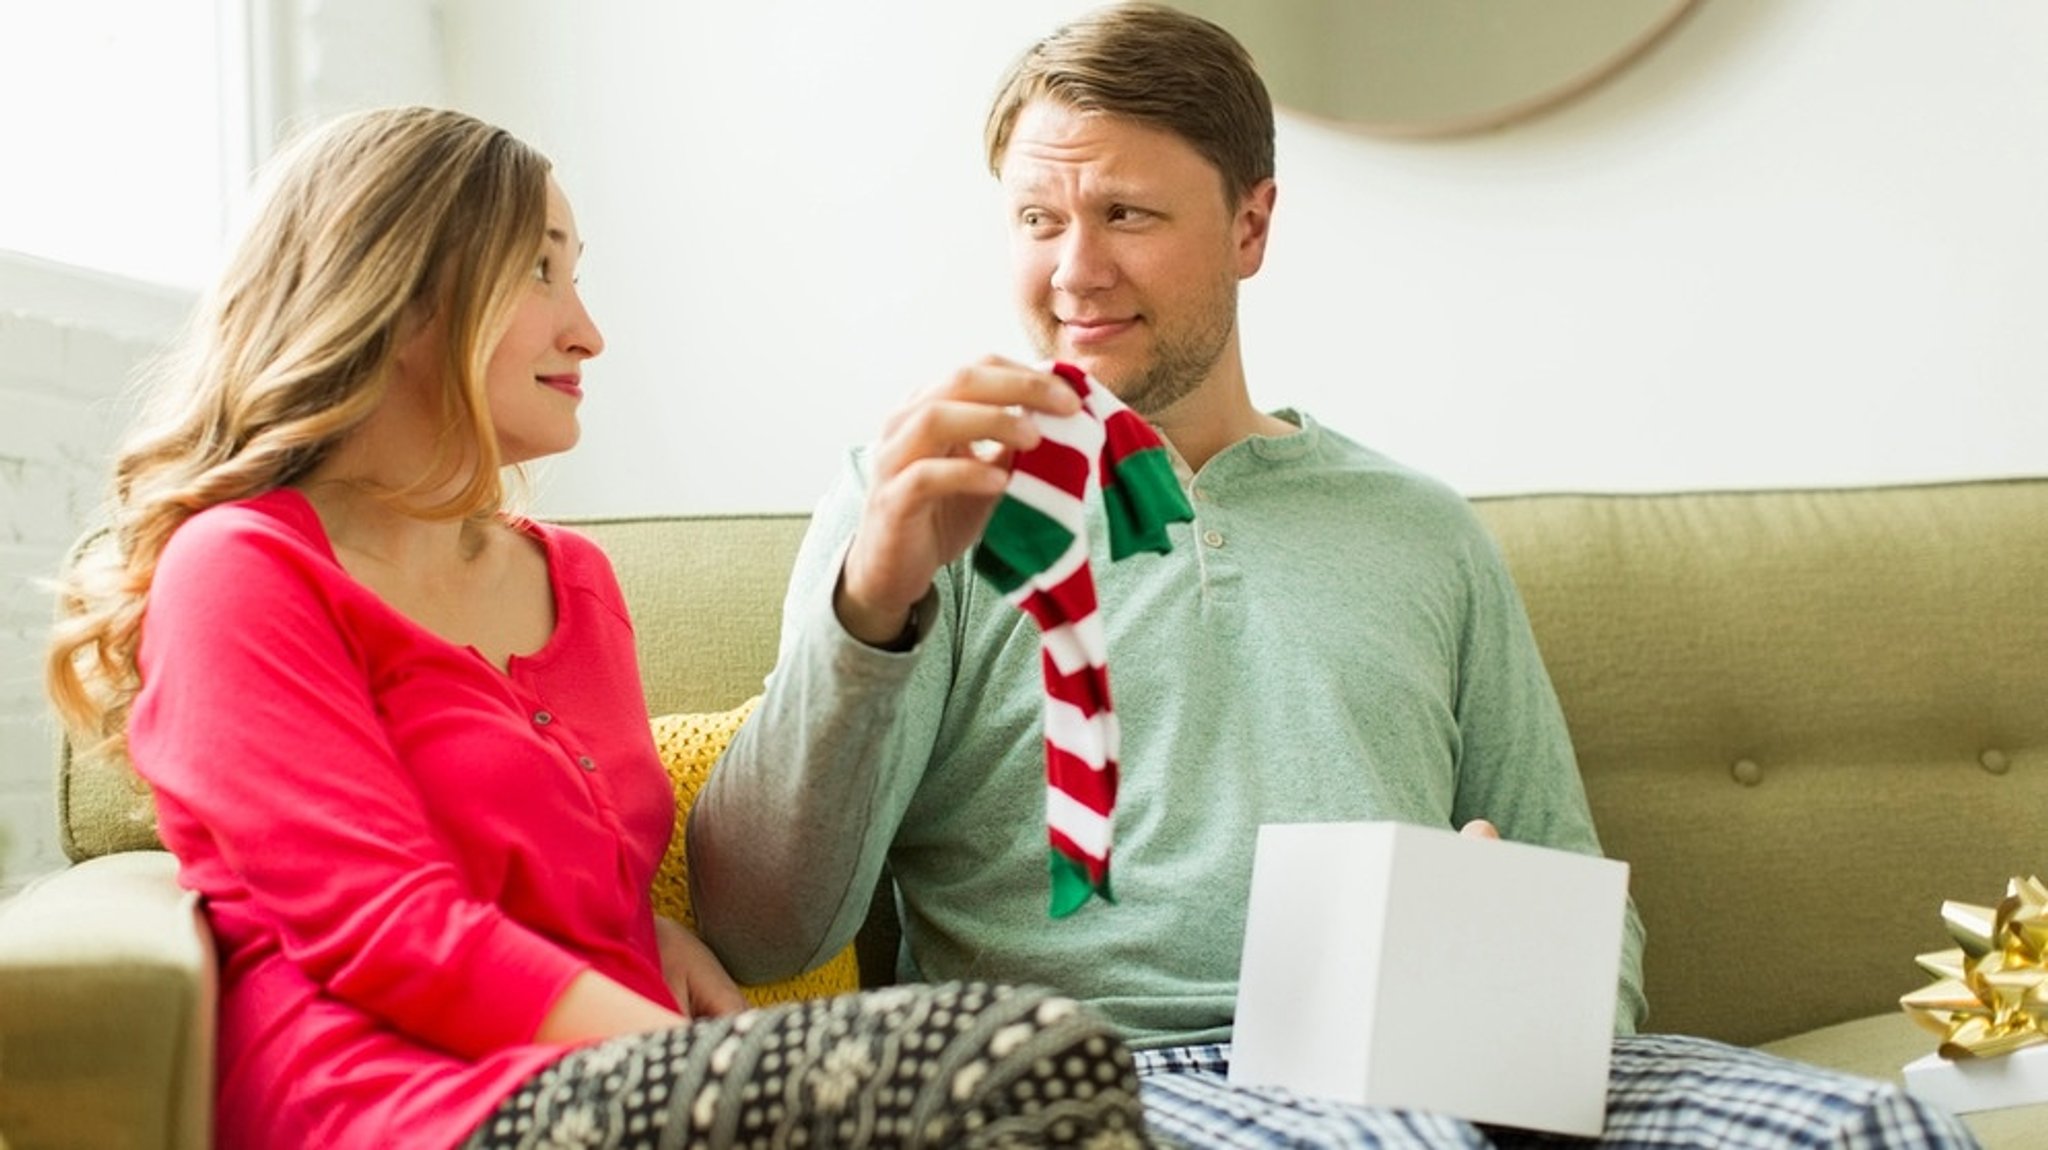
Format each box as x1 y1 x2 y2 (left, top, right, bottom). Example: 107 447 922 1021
47 105 552 760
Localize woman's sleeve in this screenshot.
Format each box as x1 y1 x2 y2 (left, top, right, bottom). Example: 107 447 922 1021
131 513 588 1058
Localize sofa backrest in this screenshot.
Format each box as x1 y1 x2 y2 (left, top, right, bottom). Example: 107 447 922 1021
573 513 811 717
58 482 2048 1047
1471 479 2047 1044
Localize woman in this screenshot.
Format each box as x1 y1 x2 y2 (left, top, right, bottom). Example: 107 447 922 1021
45 106 1151 1149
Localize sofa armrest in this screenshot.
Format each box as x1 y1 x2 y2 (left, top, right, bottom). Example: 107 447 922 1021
0 851 214 1150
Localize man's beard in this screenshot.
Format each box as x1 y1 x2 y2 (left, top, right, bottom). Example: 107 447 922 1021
1031 276 1238 418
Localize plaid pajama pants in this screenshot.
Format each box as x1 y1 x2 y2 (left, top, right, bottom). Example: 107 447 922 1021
1134 1034 1979 1149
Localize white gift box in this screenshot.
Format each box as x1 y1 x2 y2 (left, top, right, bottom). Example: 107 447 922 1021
1904 1042 2048 1115
1229 821 1630 1137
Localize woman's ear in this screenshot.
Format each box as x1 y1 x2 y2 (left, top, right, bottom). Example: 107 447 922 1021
385 298 447 394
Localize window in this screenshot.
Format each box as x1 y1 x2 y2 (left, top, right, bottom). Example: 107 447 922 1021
0 2 241 289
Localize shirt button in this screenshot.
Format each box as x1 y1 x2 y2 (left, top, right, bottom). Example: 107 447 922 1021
578 755 597 772
1202 529 1225 548
533 710 553 726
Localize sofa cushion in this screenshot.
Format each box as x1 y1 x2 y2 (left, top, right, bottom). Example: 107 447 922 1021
59 737 162 861
576 515 810 718
1759 1012 2046 1149
649 697 860 1006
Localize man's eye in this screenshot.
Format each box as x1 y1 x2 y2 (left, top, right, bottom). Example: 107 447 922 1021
1019 209 1062 238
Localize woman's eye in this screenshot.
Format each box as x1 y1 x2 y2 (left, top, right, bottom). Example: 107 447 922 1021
533 256 553 283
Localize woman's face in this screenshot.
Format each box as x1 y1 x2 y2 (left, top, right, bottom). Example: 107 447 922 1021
485 177 605 466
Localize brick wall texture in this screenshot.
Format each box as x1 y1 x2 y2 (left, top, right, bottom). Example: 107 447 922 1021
0 310 156 891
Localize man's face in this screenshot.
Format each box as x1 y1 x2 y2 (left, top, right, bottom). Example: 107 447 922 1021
999 100 1269 418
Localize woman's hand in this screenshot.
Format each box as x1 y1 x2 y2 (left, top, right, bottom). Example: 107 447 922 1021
528 921 742 1044
655 916 747 1019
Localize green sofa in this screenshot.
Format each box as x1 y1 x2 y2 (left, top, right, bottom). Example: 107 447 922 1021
5 479 2045 1148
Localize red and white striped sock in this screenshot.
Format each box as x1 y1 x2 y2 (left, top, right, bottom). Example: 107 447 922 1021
973 363 1195 917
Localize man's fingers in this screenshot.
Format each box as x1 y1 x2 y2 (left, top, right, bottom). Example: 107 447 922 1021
871 359 1083 478
866 457 1012 518
835 356 1077 646
874 399 1045 477
934 359 1083 416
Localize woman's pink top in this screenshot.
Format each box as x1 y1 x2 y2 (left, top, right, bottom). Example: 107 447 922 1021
128 489 679 1148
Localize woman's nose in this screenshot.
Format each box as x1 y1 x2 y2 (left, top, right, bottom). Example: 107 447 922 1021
564 293 604 358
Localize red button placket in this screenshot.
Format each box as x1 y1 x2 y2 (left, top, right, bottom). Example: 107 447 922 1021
518 688 622 827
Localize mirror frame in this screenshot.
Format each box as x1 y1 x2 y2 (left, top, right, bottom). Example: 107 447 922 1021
1172 0 1700 139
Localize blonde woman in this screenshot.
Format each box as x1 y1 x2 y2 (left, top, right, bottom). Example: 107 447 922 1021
47 106 1151 1150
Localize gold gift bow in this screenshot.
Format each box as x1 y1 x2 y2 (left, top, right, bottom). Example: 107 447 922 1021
1899 874 2048 1059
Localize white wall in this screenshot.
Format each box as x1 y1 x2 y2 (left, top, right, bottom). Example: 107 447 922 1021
440 0 2048 518
0 259 188 888
445 0 1102 516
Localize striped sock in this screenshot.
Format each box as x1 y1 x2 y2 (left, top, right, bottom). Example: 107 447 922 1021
972 363 1194 916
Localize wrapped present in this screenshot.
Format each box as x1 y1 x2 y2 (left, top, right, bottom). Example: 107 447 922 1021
1900 874 2048 1060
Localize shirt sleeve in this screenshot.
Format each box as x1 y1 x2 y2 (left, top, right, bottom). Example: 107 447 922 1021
1446 522 1651 1034
685 449 950 984
130 509 590 1058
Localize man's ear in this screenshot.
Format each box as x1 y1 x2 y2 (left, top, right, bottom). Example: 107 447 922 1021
1236 177 1278 279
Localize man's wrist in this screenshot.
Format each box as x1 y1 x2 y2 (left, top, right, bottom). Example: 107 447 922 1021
868 588 932 652
833 573 933 651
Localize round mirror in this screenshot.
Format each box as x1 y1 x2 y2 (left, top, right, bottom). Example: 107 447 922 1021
1170 0 1698 138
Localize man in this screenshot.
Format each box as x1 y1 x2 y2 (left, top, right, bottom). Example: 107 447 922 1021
689 4 1974 1145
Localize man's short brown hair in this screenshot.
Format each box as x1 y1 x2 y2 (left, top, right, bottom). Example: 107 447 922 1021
984 2 1276 203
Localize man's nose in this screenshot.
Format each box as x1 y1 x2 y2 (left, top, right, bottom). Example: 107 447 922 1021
1049 225 1115 295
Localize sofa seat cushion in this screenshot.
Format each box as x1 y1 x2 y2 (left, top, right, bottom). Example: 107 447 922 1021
1759 1012 2047 1148
649 698 860 1006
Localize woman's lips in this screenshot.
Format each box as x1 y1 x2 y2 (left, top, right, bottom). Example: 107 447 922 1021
539 375 583 399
